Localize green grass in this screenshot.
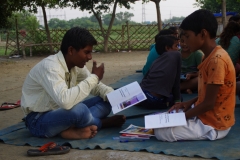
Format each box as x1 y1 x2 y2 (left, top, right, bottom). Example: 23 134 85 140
0 46 11 56
0 47 8 56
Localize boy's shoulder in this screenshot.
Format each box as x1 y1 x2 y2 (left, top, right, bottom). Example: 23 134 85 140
211 45 228 58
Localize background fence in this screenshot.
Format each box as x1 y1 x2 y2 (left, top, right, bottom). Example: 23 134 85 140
2 22 180 56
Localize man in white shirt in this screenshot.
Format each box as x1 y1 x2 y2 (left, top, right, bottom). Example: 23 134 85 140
21 27 126 139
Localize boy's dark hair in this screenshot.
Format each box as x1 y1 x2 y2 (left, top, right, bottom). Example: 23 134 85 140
169 26 178 32
229 15 240 22
155 35 178 55
218 21 240 49
180 9 218 39
154 29 175 42
61 27 97 55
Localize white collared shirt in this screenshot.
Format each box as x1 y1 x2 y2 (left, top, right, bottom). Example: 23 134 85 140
21 51 113 115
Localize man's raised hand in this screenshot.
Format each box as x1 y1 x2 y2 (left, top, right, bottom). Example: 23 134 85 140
92 60 104 81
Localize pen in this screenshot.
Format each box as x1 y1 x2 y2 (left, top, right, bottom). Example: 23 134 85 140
120 139 145 143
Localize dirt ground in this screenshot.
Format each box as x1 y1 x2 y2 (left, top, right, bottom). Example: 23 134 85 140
0 51 207 160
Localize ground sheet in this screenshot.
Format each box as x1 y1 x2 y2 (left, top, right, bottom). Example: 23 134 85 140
1 73 240 159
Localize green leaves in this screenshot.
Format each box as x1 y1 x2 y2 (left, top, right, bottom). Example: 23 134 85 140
195 0 240 13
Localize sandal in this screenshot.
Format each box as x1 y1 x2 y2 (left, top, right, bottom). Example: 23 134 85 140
0 100 21 110
27 142 70 156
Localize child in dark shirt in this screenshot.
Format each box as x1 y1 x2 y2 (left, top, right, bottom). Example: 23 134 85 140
139 35 181 109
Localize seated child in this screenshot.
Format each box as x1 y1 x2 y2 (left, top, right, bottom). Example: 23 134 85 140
215 22 240 98
179 32 204 94
154 9 236 142
215 22 240 67
169 26 179 38
142 29 175 76
139 35 181 109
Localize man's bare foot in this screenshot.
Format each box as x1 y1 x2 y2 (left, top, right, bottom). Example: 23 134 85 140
101 115 126 128
60 125 97 140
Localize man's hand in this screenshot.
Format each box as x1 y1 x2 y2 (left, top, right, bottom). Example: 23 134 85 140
92 60 104 81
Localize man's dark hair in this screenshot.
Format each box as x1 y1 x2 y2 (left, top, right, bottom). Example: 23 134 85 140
60 27 97 55
180 9 218 39
155 35 178 55
229 15 240 22
154 29 175 42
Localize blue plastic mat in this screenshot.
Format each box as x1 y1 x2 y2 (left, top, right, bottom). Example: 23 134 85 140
109 73 143 89
1 73 240 159
1 108 240 159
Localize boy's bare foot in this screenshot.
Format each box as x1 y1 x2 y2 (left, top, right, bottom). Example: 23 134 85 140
60 125 97 140
101 115 126 128
186 89 193 94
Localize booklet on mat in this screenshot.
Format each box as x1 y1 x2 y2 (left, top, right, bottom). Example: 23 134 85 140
120 124 154 136
107 81 146 114
144 112 187 129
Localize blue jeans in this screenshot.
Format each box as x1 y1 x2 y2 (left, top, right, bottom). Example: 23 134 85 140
138 90 174 109
25 97 111 138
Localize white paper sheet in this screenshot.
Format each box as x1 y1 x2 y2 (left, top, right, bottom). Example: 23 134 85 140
144 112 187 129
107 81 146 114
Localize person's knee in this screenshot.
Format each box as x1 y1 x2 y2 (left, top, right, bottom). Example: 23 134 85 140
69 103 91 117
154 128 176 142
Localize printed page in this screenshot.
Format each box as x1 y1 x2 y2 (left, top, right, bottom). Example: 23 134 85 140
144 112 187 129
119 124 154 136
107 81 146 114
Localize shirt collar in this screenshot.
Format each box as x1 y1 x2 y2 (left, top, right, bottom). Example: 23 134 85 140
56 51 69 73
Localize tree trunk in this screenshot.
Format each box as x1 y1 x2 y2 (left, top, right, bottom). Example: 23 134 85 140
222 0 227 28
150 0 162 31
92 1 118 52
103 0 118 52
41 4 53 53
92 9 107 52
152 0 162 31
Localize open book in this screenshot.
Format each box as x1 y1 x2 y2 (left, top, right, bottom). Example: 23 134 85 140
144 111 187 129
107 81 146 114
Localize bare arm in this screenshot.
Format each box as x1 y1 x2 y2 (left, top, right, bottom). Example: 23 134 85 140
169 84 220 119
186 71 198 80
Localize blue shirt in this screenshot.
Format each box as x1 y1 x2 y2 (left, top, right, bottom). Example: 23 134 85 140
142 44 159 76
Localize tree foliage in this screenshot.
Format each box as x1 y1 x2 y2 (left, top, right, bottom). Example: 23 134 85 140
194 0 240 13
0 0 28 28
47 11 138 29
7 11 40 31
65 0 137 52
163 16 185 23
102 11 134 25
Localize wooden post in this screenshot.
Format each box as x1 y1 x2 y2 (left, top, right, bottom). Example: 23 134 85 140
5 32 9 55
22 45 26 59
126 21 130 50
30 46 32 57
121 25 125 50
15 16 20 55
